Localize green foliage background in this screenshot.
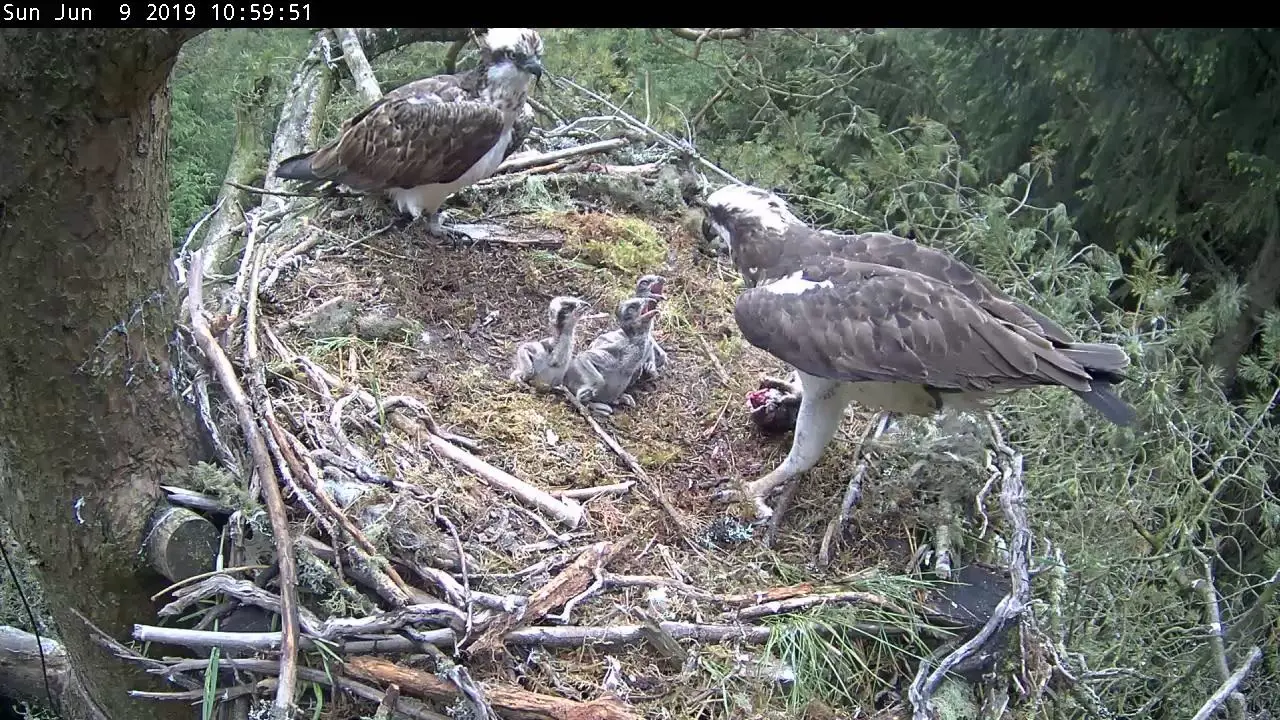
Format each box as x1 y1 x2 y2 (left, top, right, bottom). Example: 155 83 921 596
165 28 1280 717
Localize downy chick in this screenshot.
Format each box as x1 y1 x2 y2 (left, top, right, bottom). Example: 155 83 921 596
509 296 595 388
565 296 661 415
587 274 669 381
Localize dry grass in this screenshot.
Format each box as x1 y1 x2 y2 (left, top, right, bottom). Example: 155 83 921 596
262 205 945 719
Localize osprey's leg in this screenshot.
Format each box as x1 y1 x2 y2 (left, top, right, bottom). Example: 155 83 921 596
509 342 542 384
423 210 489 250
717 372 853 518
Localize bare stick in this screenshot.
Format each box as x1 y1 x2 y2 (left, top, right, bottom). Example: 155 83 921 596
561 389 690 536
345 657 639 720
137 616 926 656
154 657 450 720
493 137 631 175
260 227 321 291
1190 646 1264 720
186 249 301 719
226 181 362 200
695 334 731 386
464 536 635 657
265 411 416 602
390 411 584 528
553 75 744 186
908 414 1032 720
668 27 752 41
724 590 911 622
817 412 890 567
556 481 635 500
334 28 383 104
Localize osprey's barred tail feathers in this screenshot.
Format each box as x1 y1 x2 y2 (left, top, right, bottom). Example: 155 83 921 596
275 151 320 181
1056 340 1137 427
1060 341 1131 384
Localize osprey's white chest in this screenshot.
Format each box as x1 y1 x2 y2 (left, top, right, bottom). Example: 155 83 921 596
388 125 514 217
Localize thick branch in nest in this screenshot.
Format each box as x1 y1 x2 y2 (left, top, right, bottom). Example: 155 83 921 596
131 620 781 655
142 505 220 583
344 657 639 720
0 626 105 720
186 249 301 719
389 410 585 529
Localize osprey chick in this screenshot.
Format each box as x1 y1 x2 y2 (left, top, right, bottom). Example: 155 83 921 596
586 274 669 382
565 296 661 416
697 183 1136 517
274 28 545 245
510 296 596 389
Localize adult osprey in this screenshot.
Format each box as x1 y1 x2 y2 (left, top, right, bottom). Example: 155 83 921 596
696 183 1136 517
274 28 545 243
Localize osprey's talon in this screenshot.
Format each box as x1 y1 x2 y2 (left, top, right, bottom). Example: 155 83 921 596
617 393 636 409
587 402 613 416
711 485 775 520
759 374 802 395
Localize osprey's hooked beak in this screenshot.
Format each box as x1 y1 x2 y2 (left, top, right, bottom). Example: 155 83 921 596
519 56 544 81
582 311 611 321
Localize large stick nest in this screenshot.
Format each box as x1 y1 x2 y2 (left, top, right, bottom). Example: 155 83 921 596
135 28 1052 720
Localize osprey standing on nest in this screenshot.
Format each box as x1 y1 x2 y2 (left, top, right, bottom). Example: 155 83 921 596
696 183 1136 517
274 28 545 245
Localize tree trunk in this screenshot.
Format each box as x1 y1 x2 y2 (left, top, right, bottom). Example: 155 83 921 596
1211 230 1280 390
0 29 202 720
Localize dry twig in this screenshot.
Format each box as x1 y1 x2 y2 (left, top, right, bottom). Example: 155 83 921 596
185 248 302 719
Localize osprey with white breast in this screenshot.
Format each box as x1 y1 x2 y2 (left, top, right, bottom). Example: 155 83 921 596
696 183 1136 517
273 28 545 244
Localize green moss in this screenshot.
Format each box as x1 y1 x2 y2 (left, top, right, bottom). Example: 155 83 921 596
540 211 668 276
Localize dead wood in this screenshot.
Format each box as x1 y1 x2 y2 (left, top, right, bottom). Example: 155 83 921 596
155 657 450 720
723 590 911 622
389 410 586 529
263 33 336 199
185 76 274 280
344 656 640 720
668 28 753 42
186 249 301 719
817 412 891 567
141 505 220 583
355 28 482 58
335 28 383 104
0 626 105 720
909 415 1034 720
463 536 636 658
130 619 791 655
264 411 416 603
492 137 632 175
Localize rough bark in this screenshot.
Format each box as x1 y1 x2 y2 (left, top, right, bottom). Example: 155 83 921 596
0 29 201 720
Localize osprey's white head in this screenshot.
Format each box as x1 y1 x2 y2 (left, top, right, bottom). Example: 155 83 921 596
696 183 803 257
479 28 544 98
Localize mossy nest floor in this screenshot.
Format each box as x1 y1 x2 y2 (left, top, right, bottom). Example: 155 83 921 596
261 205 937 719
